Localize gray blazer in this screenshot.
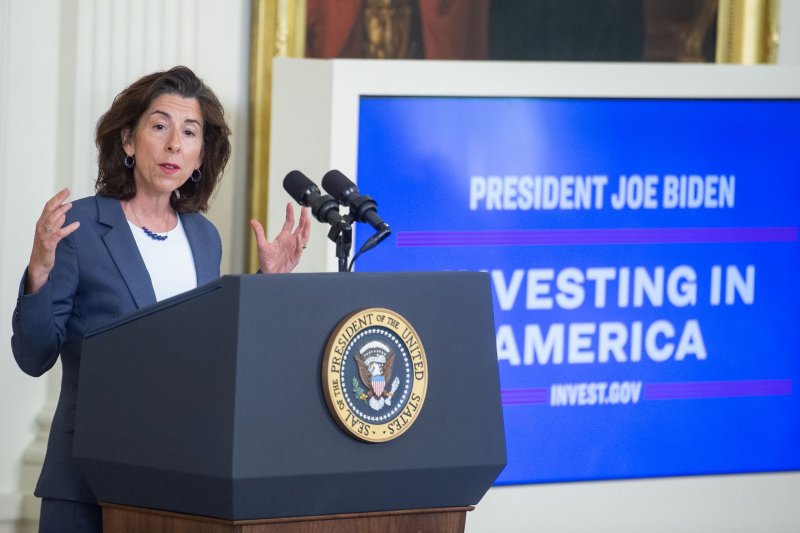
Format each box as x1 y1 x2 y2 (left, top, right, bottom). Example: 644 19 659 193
11 194 221 503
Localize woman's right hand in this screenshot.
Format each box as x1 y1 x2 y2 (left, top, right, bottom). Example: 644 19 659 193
25 188 81 294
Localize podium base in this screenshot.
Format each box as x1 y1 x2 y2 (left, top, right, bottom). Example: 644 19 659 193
101 503 472 533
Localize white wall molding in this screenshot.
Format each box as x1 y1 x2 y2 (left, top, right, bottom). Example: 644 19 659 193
0 1 62 532
0 493 23 533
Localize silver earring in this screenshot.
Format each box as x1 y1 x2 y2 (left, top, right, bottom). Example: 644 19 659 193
124 155 135 169
190 169 202 183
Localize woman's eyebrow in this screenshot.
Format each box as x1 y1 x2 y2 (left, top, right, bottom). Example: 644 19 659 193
150 109 202 126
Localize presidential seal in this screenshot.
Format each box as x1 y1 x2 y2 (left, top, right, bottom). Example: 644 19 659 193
322 308 428 443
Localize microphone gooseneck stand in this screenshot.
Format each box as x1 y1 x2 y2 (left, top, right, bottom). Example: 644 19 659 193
328 215 353 273
327 216 393 273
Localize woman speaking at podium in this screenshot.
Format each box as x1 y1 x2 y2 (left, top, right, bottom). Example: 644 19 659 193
10 66 310 532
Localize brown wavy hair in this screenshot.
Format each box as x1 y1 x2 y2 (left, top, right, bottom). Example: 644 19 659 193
95 66 231 213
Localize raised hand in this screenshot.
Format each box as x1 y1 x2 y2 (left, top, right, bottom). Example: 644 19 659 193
250 202 311 274
26 188 81 294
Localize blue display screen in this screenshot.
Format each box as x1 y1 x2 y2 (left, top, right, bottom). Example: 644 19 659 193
354 96 800 485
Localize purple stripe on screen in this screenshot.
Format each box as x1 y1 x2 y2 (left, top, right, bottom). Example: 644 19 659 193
396 227 798 247
501 388 549 405
644 379 792 400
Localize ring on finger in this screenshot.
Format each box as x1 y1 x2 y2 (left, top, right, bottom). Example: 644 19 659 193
44 223 55 233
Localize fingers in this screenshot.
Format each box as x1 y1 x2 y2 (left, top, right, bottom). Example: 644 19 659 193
58 221 81 239
249 219 268 245
41 203 72 236
282 203 310 247
281 202 296 234
26 189 79 294
46 188 72 210
297 207 311 243
39 188 74 237
36 219 81 251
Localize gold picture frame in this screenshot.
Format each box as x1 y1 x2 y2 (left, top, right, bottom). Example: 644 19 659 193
716 0 780 63
247 0 306 271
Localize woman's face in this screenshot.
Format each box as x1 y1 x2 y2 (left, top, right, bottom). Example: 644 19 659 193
123 93 204 199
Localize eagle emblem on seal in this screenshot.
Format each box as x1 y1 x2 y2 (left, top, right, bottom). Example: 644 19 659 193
354 341 401 411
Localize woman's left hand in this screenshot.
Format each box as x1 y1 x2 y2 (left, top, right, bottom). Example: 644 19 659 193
250 202 311 273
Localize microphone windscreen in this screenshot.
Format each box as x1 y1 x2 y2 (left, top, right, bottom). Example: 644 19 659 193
283 170 317 204
321 169 355 199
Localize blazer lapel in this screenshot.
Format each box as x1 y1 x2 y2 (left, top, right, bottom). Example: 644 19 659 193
181 212 217 284
97 196 157 309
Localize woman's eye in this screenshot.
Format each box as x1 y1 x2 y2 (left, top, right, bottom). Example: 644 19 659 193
184 130 196 137
154 123 166 131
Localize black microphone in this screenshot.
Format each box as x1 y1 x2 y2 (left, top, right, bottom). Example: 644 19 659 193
321 170 390 233
283 170 342 226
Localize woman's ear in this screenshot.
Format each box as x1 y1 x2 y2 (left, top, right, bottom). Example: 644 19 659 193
121 128 133 155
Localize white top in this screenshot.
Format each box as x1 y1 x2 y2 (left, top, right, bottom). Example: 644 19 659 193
128 217 197 302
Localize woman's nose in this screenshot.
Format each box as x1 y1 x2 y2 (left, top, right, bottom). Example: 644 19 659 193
166 131 181 152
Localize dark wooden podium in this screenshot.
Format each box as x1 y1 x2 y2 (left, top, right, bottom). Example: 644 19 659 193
73 273 506 532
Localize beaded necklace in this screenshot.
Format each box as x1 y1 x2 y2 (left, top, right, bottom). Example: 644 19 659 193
128 202 170 241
